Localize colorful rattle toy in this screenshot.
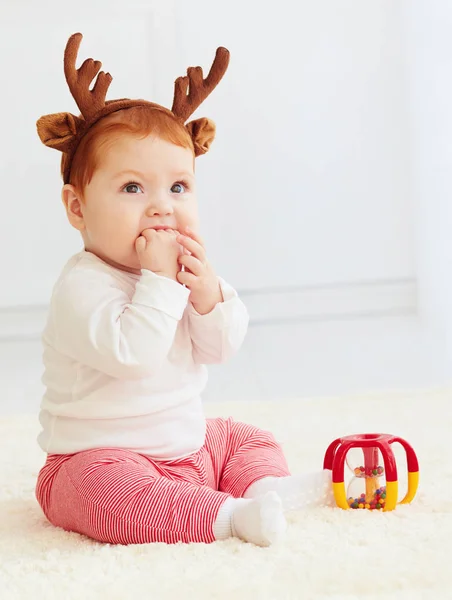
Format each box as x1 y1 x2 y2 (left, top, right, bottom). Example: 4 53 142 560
323 433 419 511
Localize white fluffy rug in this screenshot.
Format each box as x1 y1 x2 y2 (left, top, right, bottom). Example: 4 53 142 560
1 390 451 600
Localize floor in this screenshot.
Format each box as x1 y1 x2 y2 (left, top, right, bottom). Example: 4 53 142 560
1 390 450 599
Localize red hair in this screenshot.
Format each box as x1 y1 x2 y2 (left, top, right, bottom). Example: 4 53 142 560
61 106 195 193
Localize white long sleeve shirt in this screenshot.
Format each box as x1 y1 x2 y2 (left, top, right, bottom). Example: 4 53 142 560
38 250 249 459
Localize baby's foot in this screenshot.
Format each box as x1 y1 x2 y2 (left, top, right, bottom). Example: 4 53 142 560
215 491 287 546
232 491 287 546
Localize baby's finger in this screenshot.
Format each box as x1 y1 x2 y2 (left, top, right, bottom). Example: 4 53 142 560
135 236 146 253
177 234 206 262
177 270 197 287
178 254 204 276
140 228 156 241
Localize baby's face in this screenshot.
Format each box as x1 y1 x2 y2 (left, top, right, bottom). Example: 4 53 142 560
79 135 199 274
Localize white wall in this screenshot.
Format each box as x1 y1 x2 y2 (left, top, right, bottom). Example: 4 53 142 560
401 0 452 383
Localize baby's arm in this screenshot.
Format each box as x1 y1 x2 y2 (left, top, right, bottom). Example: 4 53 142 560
51 269 189 379
187 277 249 364
175 227 249 364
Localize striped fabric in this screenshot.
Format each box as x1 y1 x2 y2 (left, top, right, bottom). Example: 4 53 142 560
35 417 290 545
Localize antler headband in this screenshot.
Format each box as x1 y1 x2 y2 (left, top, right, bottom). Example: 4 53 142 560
37 33 230 183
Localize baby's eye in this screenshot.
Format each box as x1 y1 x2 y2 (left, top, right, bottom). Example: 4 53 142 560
171 182 186 194
123 182 143 194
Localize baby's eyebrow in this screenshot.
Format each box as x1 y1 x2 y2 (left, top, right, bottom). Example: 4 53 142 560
173 172 195 180
113 169 145 180
112 169 195 181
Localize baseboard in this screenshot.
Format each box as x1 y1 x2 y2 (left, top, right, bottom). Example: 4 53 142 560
239 278 417 325
0 278 417 341
0 305 48 341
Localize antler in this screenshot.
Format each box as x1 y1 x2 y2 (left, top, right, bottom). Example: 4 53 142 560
64 33 112 120
172 47 230 122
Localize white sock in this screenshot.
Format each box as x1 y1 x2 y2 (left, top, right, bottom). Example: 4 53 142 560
243 470 335 511
213 491 287 546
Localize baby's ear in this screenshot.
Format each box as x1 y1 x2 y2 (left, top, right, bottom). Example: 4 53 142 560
186 118 216 156
36 112 83 153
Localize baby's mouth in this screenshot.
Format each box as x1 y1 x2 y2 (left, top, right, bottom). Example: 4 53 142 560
144 225 177 232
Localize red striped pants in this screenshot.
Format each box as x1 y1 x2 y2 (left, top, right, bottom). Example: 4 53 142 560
36 417 290 545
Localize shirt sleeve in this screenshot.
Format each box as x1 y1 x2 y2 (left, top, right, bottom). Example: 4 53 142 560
187 277 249 365
50 268 190 379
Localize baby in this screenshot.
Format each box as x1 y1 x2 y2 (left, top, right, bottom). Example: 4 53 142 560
35 33 332 547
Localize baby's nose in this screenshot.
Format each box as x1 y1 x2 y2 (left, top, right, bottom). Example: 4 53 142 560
146 194 173 215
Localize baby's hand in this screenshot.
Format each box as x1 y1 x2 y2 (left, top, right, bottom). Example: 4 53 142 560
136 229 182 281
176 227 223 314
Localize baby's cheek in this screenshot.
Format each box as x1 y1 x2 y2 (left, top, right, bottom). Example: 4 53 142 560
175 202 199 231
176 209 199 233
